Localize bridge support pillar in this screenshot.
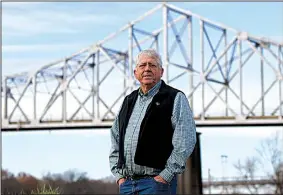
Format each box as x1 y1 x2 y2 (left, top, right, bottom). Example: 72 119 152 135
177 132 202 194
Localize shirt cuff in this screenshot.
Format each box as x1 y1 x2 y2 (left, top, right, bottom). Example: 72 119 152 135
159 168 175 183
115 175 125 184
114 170 125 184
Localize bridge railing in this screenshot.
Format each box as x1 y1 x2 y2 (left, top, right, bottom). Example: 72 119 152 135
202 176 271 182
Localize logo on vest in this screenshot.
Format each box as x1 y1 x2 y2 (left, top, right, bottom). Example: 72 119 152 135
155 102 160 106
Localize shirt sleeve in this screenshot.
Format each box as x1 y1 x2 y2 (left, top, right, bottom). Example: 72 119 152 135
159 92 197 182
109 114 124 183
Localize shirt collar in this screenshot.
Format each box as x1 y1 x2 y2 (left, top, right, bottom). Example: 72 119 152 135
138 80 162 98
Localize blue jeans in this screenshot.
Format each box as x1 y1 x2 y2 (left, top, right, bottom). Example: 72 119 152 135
119 176 177 194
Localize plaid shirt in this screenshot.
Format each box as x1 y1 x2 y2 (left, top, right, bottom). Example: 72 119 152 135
109 80 196 183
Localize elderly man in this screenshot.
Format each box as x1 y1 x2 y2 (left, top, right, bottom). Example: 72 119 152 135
109 49 196 194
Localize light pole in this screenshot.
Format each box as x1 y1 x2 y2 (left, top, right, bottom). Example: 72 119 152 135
221 154 228 194
208 168 211 194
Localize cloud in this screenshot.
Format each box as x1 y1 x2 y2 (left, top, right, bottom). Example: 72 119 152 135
2 3 122 37
2 12 76 36
2 58 56 75
2 42 90 75
2 2 44 9
2 43 88 54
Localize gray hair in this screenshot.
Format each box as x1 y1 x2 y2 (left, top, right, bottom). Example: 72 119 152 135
135 49 162 67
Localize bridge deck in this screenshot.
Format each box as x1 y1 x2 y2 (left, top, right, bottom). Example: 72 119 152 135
1 116 282 132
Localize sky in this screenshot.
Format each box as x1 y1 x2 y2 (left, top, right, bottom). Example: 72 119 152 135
2 2 283 181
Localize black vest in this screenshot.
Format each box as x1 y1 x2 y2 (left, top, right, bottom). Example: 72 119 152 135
117 80 181 170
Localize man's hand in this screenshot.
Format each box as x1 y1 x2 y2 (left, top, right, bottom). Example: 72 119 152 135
153 175 168 184
118 178 126 186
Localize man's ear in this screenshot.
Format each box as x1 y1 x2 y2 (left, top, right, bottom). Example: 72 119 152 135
134 69 138 79
161 68 164 77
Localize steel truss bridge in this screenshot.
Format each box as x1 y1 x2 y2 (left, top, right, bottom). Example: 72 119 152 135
202 176 277 188
1 3 283 131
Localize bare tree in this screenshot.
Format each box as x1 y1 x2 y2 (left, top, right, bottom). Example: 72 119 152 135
256 131 283 194
234 157 261 194
234 131 283 194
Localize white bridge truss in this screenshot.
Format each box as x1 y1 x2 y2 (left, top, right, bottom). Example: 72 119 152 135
1 3 283 131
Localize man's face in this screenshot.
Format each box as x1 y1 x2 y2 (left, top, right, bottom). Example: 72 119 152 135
134 54 164 87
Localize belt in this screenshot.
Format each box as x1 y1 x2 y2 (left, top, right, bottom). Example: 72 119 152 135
125 174 156 180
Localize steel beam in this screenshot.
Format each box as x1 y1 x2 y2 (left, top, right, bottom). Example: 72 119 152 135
2 117 282 132
163 3 169 83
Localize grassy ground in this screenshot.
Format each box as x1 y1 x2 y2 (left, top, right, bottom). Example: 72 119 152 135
22 185 61 194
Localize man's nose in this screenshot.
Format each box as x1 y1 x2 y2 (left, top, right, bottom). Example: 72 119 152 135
144 64 151 70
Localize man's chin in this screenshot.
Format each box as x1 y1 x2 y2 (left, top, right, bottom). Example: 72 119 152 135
142 80 154 85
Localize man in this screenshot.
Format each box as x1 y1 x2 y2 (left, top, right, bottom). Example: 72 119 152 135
109 49 196 194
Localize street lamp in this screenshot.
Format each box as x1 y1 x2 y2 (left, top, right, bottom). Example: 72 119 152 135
221 154 228 194
221 155 228 179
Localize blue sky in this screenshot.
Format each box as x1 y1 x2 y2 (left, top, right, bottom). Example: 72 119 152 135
2 2 283 181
